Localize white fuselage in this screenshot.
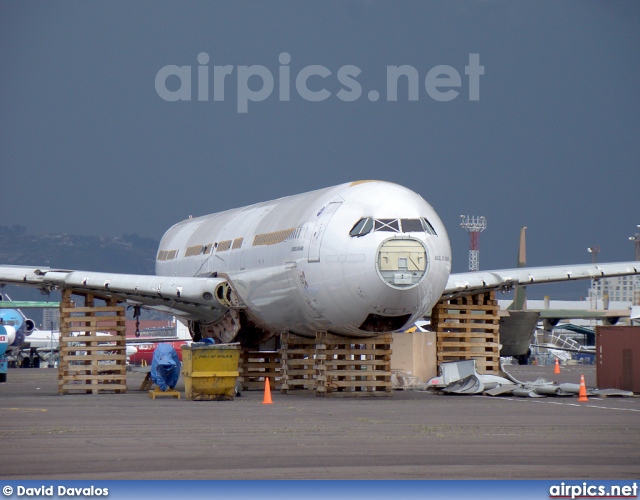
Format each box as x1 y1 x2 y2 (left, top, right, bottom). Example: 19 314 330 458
156 181 452 337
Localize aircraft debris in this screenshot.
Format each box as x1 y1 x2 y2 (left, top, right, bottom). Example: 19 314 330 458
512 387 545 398
590 388 635 397
417 360 635 399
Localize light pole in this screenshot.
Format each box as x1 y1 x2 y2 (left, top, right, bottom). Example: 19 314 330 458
630 225 640 261
588 246 601 310
630 225 640 305
587 246 600 263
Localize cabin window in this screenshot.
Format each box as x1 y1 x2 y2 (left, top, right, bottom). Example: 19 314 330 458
217 240 232 252
253 228 297 246
185 245 204 257
157 249 179 261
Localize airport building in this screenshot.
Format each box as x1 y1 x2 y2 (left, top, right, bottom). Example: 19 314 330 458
588 275 640 305
42 307 60 331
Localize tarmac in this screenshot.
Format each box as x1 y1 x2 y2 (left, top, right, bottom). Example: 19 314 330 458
0 364 638 480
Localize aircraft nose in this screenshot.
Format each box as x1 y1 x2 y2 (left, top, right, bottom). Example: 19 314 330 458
2 325 19 346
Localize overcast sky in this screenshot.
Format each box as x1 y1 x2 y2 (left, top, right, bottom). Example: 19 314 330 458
1 2 639 295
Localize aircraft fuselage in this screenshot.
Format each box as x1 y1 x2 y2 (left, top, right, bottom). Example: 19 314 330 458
156 181 451 338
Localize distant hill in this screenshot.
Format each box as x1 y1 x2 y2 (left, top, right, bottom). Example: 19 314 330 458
0 232 158 274
0 231 162 323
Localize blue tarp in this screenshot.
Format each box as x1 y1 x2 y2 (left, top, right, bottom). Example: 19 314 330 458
150 344 181 391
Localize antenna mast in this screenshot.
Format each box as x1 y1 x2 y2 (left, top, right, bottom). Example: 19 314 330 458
588 246 601 310
460 215 487 271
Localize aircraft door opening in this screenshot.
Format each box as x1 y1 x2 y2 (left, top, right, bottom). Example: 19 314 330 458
286 262 322 319
308 202 342 263
377 238 428 288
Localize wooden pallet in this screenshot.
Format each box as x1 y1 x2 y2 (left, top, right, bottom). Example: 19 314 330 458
280 332 393 397
148 388 180 399
431 291 500 374
58 290 127 394
140 371 153 391
238 350 281 391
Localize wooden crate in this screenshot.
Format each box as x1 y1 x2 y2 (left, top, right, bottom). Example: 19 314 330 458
58 290 127 394
317 332 392 397
238 350 281 391
431 291 500 374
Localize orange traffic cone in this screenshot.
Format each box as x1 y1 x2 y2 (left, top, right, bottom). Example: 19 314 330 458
554 357 561 374
262 377 273 404
578 374 589 402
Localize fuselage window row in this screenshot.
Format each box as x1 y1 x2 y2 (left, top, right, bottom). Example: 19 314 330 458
157 249 179 261
163 226 305 261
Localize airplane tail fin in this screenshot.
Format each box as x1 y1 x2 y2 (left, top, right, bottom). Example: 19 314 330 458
508 226 527 311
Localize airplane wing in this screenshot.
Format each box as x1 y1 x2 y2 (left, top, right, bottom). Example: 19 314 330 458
444 262 640 299
0 265 234 323
536 344 595 354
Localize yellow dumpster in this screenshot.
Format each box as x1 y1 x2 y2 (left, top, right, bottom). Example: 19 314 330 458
181 344 241 400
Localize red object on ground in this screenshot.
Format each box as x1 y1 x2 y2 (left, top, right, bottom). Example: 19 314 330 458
128 340 189 366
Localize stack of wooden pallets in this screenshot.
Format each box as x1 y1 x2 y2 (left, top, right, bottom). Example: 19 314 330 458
58 290 127 394
431 291 500 374
316 332 392 397
280 332 392 397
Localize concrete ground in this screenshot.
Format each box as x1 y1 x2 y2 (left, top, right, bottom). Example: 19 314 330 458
0 364 638 480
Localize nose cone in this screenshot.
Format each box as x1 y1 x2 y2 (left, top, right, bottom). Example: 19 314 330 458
2 325 19 346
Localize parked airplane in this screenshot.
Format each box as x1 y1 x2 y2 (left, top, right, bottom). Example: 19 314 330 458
0 294 37 349
0 293 61 366
0 293 139 366
0 181 638 347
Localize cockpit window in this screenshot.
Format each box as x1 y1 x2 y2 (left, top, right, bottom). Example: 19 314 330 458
349 218 374 237
400 219 424 233
374 219 400 232
349 217 437 237
421 218 437 236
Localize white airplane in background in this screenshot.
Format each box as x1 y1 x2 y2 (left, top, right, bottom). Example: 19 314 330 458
0 293 37 349
1 181 638 347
